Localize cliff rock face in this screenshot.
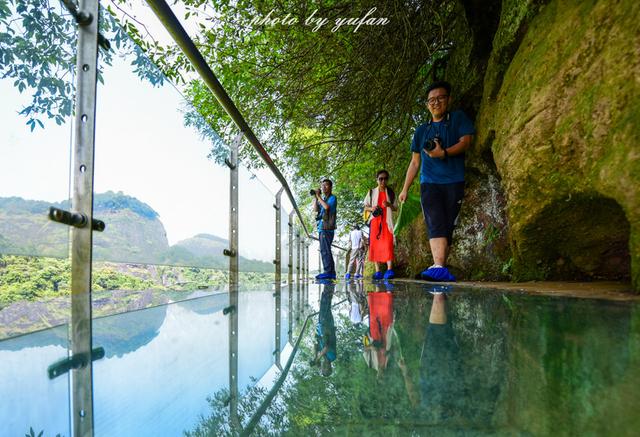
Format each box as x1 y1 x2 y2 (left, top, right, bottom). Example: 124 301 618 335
398 0 639 291
476 0 639 287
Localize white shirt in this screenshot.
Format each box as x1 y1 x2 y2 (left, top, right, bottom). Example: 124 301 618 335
350 229 363 249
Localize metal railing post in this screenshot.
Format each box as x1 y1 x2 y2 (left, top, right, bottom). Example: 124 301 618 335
296 229 301 321
69 1 99 434
303 241 307 282
227 131 242 432
307 242 311 281
288 212 294 337
274 188 283 368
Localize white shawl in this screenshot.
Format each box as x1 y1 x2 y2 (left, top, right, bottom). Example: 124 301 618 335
364 187 398 235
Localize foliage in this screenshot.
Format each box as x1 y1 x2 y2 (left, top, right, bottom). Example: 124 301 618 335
106 0 460 233
91 266 157 291
24 428 61 437
0 254 275 310
0 0 165 130
0 255 70 307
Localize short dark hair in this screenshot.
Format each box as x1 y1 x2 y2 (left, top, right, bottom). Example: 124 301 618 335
376 169 389 179
426 80 452 96
322 178 333 188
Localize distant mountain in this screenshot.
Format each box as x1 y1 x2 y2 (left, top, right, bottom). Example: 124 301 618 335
0 196 69 258
0 193 273 272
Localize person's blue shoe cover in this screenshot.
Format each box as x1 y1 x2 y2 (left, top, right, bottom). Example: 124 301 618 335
316 272 336 280
354 274 363 279
372 271 383 280
420 266 456 282
345 273 351 280
383 269 395 279
383 280 395 291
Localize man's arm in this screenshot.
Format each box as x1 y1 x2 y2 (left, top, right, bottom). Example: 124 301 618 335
399 152 421 202
316 192 329 210
427 134 473 159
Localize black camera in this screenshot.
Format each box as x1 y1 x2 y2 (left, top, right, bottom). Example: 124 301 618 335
310 189 317 196
372 206 383 217
424 135 442 152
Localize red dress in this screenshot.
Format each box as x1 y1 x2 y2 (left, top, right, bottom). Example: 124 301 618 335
369 190 394 263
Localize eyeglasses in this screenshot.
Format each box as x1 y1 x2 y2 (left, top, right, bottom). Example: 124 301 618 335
378 177 388 181
427 95 449 105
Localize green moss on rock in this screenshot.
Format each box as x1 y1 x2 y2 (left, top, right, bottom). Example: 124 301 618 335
475 0 639 290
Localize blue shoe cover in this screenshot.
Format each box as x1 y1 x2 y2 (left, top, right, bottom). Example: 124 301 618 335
383 269 395 279
420 266 456 282
345 273 351 279
372 271 383 280
326 273 336 280
354 274 363 279
316 272 329 280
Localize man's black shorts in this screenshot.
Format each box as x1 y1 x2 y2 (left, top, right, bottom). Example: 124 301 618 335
420 182 465 245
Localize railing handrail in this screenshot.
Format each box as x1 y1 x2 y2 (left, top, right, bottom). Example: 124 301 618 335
144 0 346 251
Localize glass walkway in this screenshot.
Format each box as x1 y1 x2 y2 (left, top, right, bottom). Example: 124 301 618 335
2 280 639 435
1 1 638 436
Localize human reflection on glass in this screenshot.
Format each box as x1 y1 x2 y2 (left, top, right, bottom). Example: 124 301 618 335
347 280 367 326
363 283 394 377
311 282 336 376
419 290 462 417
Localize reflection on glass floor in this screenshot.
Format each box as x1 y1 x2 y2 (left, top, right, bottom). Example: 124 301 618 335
2 279 639 436
192 279 640 436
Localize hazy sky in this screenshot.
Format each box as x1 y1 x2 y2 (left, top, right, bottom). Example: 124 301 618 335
1 47 289 263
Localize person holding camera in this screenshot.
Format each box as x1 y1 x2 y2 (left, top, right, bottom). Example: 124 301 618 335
399 81 475 282
312 178 338 280
364 169 398 280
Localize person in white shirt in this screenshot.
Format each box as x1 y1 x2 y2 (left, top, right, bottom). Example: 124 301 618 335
345 224 366 279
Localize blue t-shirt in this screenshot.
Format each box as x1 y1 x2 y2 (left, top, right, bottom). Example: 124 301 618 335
317 194 337 233
410 110 475 184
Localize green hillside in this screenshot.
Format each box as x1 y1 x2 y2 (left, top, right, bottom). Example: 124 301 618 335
0 192 273 271
0 192 275 315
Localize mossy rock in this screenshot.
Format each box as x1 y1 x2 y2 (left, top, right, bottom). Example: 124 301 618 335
475 0 639 289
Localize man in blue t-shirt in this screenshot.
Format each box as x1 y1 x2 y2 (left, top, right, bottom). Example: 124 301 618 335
399 81 475 282
313 178 338 280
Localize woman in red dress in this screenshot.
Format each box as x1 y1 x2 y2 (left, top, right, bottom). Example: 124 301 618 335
364 170 398 279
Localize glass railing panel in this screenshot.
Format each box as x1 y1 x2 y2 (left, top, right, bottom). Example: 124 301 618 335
0 324 71 437
281 283 290 346
280 200 292 278
90 9 230 315
238 165 276 275
0 5 74 436
310 240 321 277
91 8 232 435
92 295 230 435
237 289 276 391
334 246 346 276
235 166 277 395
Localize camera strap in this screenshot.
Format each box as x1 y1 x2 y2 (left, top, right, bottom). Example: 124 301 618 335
425 111 450 149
